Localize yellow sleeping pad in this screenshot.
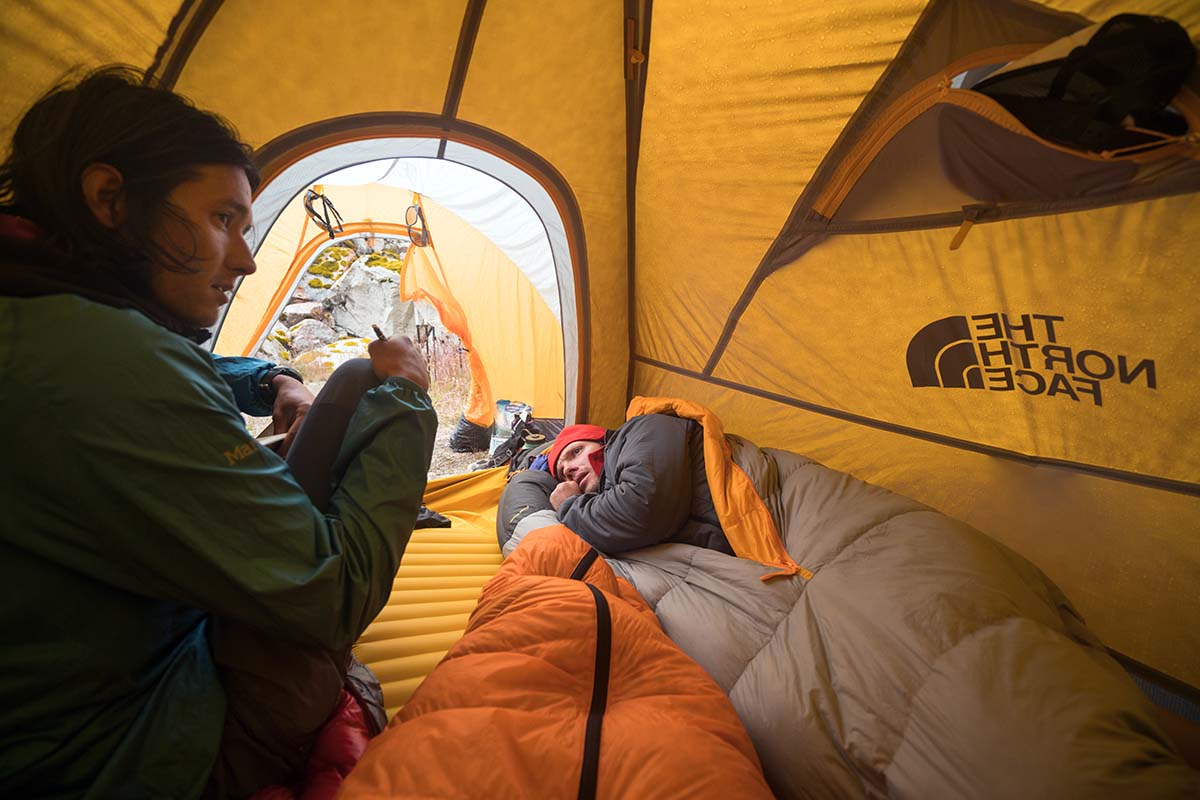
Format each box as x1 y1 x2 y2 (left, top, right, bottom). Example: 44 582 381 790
354 467 508 719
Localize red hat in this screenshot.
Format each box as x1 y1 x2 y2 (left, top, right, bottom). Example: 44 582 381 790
548 424 607 479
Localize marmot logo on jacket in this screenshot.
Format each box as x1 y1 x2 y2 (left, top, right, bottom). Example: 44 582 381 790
906 313 1156 406
223 441 258 465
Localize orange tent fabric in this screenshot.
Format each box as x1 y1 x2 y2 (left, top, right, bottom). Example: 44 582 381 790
340 526 774 799
400 233 495 426
626 396 811 580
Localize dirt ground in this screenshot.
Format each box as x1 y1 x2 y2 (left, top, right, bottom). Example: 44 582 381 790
427 406 488 479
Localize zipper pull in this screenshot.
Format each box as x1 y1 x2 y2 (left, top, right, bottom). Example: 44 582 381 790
625 18 645 80
950 204 990 250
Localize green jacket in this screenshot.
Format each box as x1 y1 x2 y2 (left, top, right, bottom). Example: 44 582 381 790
0 294 437 798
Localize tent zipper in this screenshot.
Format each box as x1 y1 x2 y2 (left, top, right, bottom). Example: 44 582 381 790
811 44 1041 217
577 583 612 800
813 49 1200 221
568 550 611 800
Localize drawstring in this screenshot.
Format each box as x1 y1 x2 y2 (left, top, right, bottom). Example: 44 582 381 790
1099 127 1200 158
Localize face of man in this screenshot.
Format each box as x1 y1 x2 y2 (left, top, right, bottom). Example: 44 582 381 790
147 164 256 329
556 440 603 493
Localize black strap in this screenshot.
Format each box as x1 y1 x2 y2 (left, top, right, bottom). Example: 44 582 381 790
303 189 344 240
577 584 611 800
569 548 602 581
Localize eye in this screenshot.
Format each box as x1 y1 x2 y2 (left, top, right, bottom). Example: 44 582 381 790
215 212 234 229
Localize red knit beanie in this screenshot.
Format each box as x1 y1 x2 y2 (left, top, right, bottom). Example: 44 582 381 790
547 424 607 479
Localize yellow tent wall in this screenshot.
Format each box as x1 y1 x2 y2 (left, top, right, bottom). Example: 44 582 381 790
414 195 565 418
631 0 1200 688
1 0 1197 687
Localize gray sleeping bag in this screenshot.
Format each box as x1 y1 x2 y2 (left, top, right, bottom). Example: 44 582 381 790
499 435 1198 797
609 441 1200 796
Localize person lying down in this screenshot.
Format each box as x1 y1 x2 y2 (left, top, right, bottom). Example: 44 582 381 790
472 402 1200 797
497 415 735 558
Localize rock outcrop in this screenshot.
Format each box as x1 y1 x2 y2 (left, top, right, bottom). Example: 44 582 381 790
251 239 453 372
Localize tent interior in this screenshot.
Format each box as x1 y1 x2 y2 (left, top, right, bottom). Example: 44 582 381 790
2 0 1198 735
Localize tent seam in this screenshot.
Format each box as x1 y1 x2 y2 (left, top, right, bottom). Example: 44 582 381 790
636 356 1200 497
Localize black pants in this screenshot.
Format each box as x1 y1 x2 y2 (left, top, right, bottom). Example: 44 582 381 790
206 359 386 798
284 358 381 514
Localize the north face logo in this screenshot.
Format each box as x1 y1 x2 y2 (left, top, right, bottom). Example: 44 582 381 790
906 313 1156 406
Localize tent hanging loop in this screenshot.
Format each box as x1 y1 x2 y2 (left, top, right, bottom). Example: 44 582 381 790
303 189 345 240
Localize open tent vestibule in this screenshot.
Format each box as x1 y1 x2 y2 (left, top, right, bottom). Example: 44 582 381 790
219 156 570 426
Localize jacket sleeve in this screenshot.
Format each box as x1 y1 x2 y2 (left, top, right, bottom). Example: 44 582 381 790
213 355 276 416
556 415 693 554
27 327 437 651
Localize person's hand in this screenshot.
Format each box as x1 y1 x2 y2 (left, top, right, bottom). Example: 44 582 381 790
271 375 314 457
550 480 582 511
368 335 430 390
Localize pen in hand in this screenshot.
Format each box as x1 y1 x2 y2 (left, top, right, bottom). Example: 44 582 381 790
368 323 428 389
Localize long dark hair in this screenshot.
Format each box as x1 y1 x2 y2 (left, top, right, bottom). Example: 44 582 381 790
0 65 260 293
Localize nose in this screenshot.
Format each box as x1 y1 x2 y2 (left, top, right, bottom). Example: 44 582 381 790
230 233 257 276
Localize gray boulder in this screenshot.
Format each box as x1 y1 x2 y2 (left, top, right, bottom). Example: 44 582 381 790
288 318 339 355
381 238 409 258
347 237 373 256
293 337 372 382
254 341 287 364
327 260 400 339
253 324 291 363
386 299 417 339
292 278 334 303
372 298 449 341
280 301 324 327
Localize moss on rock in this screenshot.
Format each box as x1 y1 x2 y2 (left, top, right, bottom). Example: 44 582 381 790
268 329 291 349
365 251 404 273
308 245 356 279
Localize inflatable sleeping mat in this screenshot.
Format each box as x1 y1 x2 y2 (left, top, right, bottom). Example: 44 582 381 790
353 467 507 718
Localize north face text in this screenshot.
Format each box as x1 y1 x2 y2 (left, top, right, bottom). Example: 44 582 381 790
906 313 1156 406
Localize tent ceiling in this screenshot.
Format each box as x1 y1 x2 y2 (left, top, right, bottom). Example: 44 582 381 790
0 1 175 135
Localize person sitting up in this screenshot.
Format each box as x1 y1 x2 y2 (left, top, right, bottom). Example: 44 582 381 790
497 415 735 558
0 67 436 798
